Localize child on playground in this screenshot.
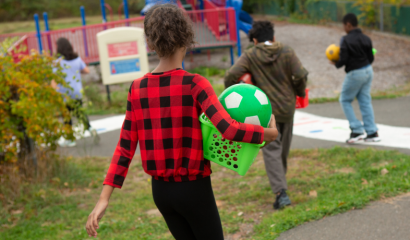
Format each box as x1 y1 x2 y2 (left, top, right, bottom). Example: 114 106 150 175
330 13 380 143
225 21 308 210
51 37 98 147
85 4 278 240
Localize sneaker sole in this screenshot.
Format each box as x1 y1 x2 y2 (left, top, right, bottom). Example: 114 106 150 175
346 135 366 144
365 137 381 142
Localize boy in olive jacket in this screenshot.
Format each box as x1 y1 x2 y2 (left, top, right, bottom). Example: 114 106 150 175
225 21 308 209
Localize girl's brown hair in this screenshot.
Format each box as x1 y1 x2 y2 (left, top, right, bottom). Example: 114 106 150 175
56 37 79 60
144 4 195 58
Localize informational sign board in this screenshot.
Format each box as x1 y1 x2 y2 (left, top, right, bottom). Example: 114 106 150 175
97 27 149 85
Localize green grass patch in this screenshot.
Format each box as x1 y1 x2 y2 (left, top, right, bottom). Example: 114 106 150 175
1 147 409 239
253 147 410 239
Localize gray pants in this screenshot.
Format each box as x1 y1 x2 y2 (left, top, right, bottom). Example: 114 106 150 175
262 121 293 194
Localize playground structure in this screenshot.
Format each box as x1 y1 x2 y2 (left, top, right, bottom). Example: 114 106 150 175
2 0 254 66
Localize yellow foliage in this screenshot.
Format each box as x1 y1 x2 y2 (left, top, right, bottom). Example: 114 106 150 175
0 49 74 163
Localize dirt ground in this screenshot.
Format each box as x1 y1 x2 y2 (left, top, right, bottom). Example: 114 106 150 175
84 21 410 99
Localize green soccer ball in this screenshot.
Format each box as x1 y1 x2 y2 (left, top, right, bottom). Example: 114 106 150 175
218 84 272 127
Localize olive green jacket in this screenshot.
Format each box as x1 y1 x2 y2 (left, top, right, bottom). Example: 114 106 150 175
224 42 308 123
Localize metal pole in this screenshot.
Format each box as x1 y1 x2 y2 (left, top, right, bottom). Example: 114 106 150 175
123 0 129 19
232 2 241 56
34 14 43 53
81 6 87 25
43 12 50 31
100 0 107 23
230 46 234 66
106 85 111 104
43 12 53 55
80 6 89 57
379 2 384 32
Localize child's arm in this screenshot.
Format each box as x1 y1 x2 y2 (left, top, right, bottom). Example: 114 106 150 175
288 47 308 97
366 39 374 64
224 55 251 88
103 83 139 188
86 184 114 237
335 37 348 69
79 57 90 74
86 83 139 236
194 76 278 144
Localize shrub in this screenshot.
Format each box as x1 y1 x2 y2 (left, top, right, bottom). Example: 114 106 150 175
0 50 74 163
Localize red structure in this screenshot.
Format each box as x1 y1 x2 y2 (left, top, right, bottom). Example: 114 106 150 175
0 6 237 65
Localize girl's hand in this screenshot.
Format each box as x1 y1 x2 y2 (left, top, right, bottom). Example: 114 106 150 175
269 114 276 129
86 199 108 237
85 185 114 238
262 114 278 146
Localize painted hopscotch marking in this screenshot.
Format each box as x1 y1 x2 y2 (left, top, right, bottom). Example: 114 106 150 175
80 112 410 150
294 111 410 150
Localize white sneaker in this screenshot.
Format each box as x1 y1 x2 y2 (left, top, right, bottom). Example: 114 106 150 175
364 132 381 142
346 132 366 144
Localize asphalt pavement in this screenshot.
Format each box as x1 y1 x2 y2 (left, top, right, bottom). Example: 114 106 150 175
60 96 410 157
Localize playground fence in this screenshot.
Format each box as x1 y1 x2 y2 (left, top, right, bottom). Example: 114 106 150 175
1 8 237 64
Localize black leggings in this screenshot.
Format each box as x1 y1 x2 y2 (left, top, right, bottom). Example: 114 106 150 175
152 177 224 240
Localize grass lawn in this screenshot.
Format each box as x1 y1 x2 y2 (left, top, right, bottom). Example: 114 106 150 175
1 147 410 239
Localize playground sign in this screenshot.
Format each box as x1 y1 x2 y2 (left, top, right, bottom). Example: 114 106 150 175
97 27 149 85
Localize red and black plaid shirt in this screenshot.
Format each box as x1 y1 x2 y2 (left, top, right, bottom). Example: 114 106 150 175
103 69 264 188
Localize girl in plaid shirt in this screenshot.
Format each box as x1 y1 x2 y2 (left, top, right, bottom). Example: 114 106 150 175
86 4 278 239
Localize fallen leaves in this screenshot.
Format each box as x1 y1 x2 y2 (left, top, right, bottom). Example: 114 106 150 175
146 209 161 217
11 209 23 215
309 190 317 198
381 168 389 175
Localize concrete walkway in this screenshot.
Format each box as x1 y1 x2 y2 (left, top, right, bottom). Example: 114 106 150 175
278 194 410 240
60 96 410 157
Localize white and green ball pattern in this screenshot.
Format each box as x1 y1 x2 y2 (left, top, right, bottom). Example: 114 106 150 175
218 84 272 128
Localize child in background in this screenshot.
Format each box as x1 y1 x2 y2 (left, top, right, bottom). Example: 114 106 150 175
331 13 380 143
52 37 98 147
225 21 308 210
85 4 278 239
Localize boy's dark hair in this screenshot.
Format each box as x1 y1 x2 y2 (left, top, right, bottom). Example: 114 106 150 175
56 37 78 60
343 13 358 27
144 4 195 58
248 21 274 43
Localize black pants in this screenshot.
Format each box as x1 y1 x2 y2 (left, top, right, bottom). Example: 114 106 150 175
65 99 90 130
152 177 224 240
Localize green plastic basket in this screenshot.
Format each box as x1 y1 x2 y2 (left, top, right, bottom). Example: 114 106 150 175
199 113 264 176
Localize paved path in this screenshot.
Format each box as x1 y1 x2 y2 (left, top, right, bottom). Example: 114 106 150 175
60 96 410 157
278 194 410 240
292 96 410 155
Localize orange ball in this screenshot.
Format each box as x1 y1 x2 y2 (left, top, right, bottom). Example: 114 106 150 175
326 44 340 62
